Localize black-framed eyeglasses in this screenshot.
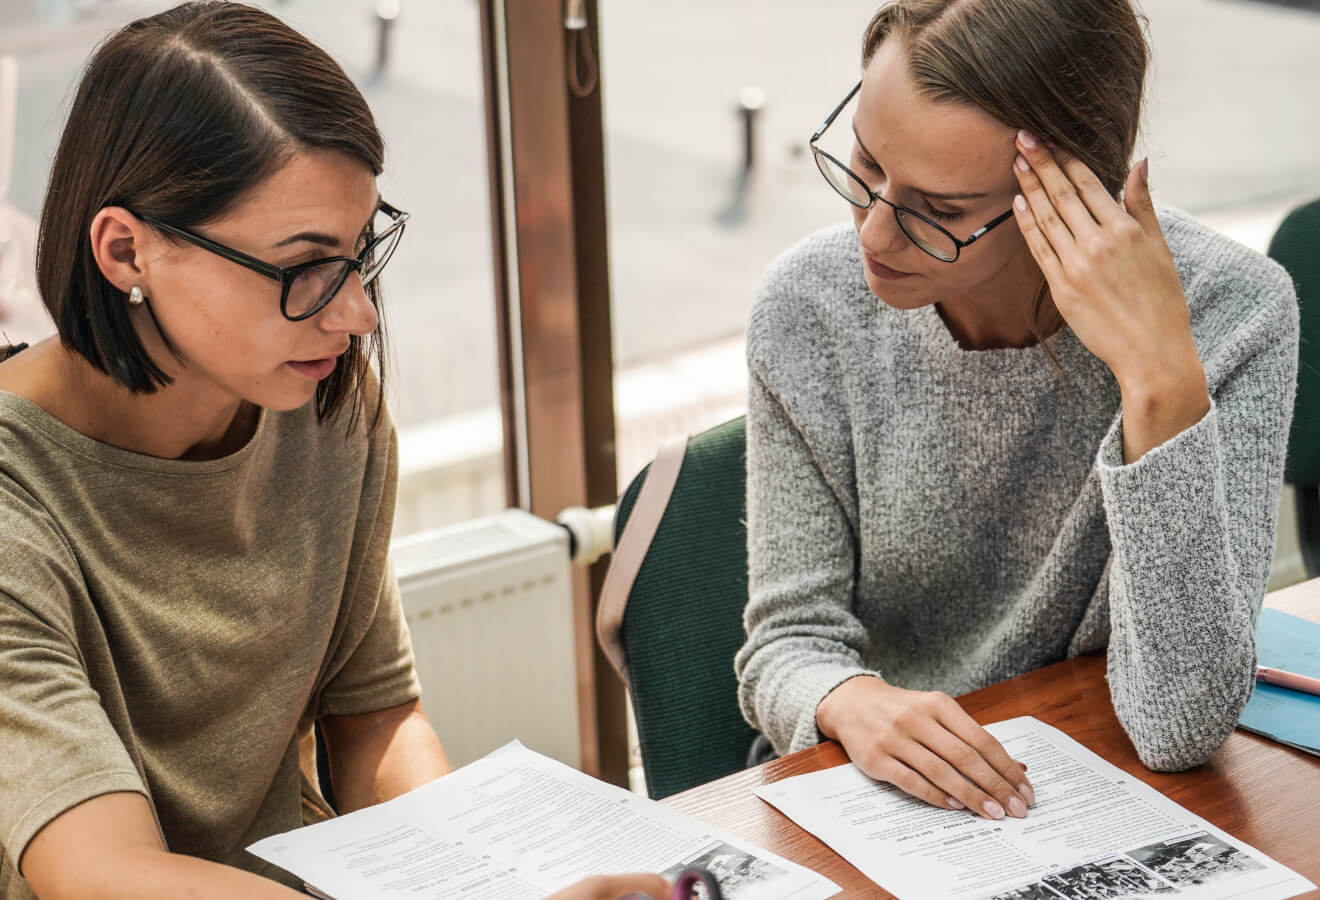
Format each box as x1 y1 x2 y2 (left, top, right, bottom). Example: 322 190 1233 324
809 81 1014 263
135 201 409 321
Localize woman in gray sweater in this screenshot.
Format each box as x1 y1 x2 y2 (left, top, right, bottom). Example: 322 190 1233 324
735 0 1298 824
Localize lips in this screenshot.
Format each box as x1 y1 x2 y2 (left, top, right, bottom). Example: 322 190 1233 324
287 352 343 381
865 255 915 280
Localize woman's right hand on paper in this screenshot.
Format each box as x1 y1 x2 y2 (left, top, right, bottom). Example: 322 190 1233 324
544 873 672 900
816 676 1034 819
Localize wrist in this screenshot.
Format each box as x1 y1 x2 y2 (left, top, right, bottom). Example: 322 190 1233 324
1116 350 1210 464
1112 335 1204 402
1117 360 1209 425
816 674 884 742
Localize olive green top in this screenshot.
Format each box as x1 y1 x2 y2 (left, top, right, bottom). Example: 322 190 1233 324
0 387 419 896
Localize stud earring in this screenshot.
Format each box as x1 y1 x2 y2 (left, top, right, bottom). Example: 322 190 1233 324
129 286 145 306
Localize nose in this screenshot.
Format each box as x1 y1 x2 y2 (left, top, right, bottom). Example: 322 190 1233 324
856 198 909 257
318 271 379 337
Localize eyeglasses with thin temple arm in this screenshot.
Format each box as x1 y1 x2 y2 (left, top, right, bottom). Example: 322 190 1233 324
133 200 409 321
809 81 1014 263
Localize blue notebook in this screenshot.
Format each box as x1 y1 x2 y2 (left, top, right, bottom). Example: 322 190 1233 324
1238 608 1320 756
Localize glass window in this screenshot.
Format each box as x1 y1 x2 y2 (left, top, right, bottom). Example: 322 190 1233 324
600 0 1320 493
2 0 505 535
601 2 882 486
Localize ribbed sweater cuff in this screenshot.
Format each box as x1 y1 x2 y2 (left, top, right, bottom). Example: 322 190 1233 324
778 662 878 754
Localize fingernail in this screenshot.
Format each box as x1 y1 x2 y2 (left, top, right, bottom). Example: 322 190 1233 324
1014 154 1029 172
1018 783 1036 807
1017 129 1038 150
946 797 965 810
982 799 1006 820
1013 194 1027 212
1139 157 1150 186
1007 795 1028 818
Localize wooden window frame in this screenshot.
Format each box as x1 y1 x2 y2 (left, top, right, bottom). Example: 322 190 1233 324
478 0 628 784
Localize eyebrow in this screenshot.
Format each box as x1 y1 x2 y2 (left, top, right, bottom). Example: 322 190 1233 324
271 199 382 250
851 123 989 202
273 231 340 249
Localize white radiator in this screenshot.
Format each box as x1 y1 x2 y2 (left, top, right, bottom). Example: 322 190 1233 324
390 509 581 770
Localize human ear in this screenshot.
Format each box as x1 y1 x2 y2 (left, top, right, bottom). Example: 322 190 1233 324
88 207 151 296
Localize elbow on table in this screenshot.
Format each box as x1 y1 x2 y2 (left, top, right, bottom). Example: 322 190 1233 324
1125 699 1247 773
1132 730 1226 773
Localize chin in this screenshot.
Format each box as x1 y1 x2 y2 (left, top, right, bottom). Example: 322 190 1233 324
245 383 320 413
864 271 938 311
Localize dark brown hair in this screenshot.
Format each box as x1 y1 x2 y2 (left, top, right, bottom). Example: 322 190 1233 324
862 0 1149 342
36 0 387 427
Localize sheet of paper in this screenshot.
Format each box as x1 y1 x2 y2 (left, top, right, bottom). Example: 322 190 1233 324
1239 609 1320 754
250 740 839 900
753 716 1315 900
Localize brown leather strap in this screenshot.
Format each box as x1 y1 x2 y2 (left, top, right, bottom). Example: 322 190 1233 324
596 436 689 683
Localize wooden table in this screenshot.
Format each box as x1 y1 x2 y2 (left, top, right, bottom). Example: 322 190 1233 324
665 580 1320 898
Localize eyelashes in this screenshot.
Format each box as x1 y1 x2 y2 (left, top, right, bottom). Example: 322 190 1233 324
923 206 962 223
855 154 965 222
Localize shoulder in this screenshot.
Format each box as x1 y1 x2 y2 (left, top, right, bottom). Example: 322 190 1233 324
755 222 862 305
1157 206 1298 360
747 222 866 375
0 415 83 627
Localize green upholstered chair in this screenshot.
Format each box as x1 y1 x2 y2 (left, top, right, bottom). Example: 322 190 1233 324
1268 198 1320 577
607 416 759 799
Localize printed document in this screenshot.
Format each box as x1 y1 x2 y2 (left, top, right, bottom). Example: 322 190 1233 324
753 716 1315 900
250 740 839 900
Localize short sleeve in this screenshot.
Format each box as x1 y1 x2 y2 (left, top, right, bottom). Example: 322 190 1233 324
0 488 146 868
315 411 421 717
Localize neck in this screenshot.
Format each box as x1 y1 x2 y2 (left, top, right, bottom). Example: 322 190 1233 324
934 246 1061 350
21 339 258 461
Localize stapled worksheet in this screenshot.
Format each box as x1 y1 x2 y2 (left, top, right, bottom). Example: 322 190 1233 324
753 716 1315 900
249 740 839 900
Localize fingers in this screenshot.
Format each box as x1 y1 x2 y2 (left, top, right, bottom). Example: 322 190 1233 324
1014 131 1091 242
1027 134 1125 228
932 699 1034 806
895 739 1016 820
1122 157 1159 230
836 683 1038 821
868 753 968 813
1012 192 1064 284
861 692 1033 820
544 874 671 900
1014 153 1074 257
906 709 1029 819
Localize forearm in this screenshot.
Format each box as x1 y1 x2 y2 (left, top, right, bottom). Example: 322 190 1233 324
29 846 304 900
741 368 869 754
1100 406 1258 769
737 541 874 754
325 701 451 812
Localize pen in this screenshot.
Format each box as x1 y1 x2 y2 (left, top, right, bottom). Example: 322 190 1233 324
1256 665 1320 698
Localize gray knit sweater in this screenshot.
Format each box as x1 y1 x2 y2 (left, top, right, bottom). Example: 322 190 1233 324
735 208 1298 771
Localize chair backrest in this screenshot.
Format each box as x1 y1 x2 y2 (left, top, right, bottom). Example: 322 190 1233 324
611 416 758 799
1268 197 1320 487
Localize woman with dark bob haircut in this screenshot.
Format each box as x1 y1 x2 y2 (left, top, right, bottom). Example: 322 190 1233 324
737 0 1298 823
0 4 665 899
